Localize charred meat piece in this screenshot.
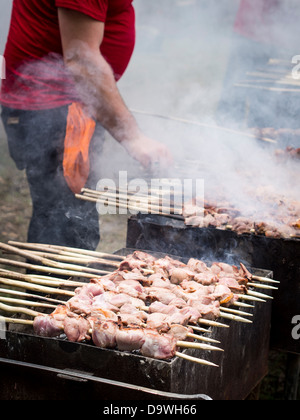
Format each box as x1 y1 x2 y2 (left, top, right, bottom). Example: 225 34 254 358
116 327 146 351
63 313 91 343
212 284 235 306
147 313 171 332
67 281 106 316
116 279 146 300
187 259 209 274
166 324 193 341
119 256 149 272
170 267 195 285
187 299 220 321
131 251 157 265
140 330 177 360
92 320 118 349
194 272 218 286
118 303 148 326
218 278 246 294
33 306 91 343
93 291 145 311
33 305 67 338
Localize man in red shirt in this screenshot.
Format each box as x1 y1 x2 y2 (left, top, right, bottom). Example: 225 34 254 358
0 0 172 249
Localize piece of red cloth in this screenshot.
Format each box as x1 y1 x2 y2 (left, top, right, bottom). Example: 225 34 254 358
0 0 135 110
235 0 279 43
234 0 299 48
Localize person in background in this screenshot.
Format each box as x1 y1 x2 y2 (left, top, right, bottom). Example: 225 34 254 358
216 0 300 148
0 0 173 250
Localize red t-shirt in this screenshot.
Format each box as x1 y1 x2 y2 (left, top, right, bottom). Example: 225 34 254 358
0 0 135 110
234 0 299 48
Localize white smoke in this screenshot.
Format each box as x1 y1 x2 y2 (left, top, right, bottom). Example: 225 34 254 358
1 0 299 224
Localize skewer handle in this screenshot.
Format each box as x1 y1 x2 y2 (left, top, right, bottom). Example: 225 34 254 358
175 352 219 368
0 317 34 326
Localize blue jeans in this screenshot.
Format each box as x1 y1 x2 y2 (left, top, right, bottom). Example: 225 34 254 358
1 105 102 250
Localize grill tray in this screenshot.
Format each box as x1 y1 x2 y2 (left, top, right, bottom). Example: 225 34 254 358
127 215 300 354
0 248 273 400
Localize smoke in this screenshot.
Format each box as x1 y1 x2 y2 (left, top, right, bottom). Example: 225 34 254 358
116 0 300 222
0 0 299 229
0 1 12 54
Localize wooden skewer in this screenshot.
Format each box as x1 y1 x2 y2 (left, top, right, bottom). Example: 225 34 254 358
198 319 229 328
0 278 75 297
187 333 220 344
0 297 222 348
0 317 218 368
235 82 300 94
189 325 211 334
93 184 183 198
82 189 183 213
1 286 252 322
0 296 57 310
6 242 154 276
0 270 85 288
246 70 294 81
0 302 42 317
0 258 96 279
0 272 251 325
176 341 224 352
31 274 86 286
237 294 266 303
42 325 223 353
76 194 185 221
248 282 278 291
117 182 185 200
89 325 221 347
0 288 65 305
130 108 276 145
83 186 182 199
25 250 120 268
175 352 219 368
247 290 273 300
83 187 153 200
0 313 219 367
0 293 223 344
7 242 95 262
233 301 254 309
219 312 252 324
2 317 213 341
0 242 112 277
240 78 300 87
290 234 300 240
252 275 280 284
220 307 253 317
8 241 125 261
0 317 34 327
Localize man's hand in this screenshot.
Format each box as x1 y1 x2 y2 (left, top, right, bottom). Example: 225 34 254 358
121 134 173 170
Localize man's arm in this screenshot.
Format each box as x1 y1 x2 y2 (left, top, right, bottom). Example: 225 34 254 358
58 8 172 169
